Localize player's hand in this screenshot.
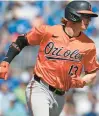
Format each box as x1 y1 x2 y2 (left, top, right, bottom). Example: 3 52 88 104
0 61 9 80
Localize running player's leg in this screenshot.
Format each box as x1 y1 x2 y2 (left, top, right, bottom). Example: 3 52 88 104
26 81 50 116
31 93 50 116
50 93 66 116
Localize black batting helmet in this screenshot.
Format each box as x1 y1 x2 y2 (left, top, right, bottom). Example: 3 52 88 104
65 1 98 22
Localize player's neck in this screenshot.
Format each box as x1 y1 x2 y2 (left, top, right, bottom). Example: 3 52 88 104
64 23 81 38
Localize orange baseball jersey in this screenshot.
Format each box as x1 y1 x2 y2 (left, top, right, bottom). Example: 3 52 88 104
25 24 99 91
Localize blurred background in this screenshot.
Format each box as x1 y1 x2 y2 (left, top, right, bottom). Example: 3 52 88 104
0 1 99 116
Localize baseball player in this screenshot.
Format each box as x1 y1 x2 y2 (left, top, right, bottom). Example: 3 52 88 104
0 1 99 116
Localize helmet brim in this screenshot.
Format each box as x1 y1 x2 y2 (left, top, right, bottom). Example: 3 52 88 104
77 10 98 17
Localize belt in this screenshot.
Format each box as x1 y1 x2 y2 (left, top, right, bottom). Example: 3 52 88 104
34 74 65 96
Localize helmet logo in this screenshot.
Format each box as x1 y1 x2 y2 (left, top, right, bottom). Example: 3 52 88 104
69 13 77 21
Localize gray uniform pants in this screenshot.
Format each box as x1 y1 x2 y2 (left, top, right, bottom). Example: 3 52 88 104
25 78 66 116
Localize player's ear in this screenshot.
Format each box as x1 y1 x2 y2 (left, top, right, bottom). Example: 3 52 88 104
61 17 68 25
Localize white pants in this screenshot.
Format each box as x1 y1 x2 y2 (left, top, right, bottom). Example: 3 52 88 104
25 78 66 116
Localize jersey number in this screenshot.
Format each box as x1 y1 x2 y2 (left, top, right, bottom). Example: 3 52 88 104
68 65 78 76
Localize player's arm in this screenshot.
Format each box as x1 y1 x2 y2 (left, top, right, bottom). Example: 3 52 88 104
3 25 47 63
69 70 97 88
82 71 97 85
3 35 29 63
69 45 99 88
82 45 99 85
0 25 48 80
0 35 29 80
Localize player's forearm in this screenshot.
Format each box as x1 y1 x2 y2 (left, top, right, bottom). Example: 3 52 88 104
82 72 96 85
69 72 96 88
3 35 29 63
